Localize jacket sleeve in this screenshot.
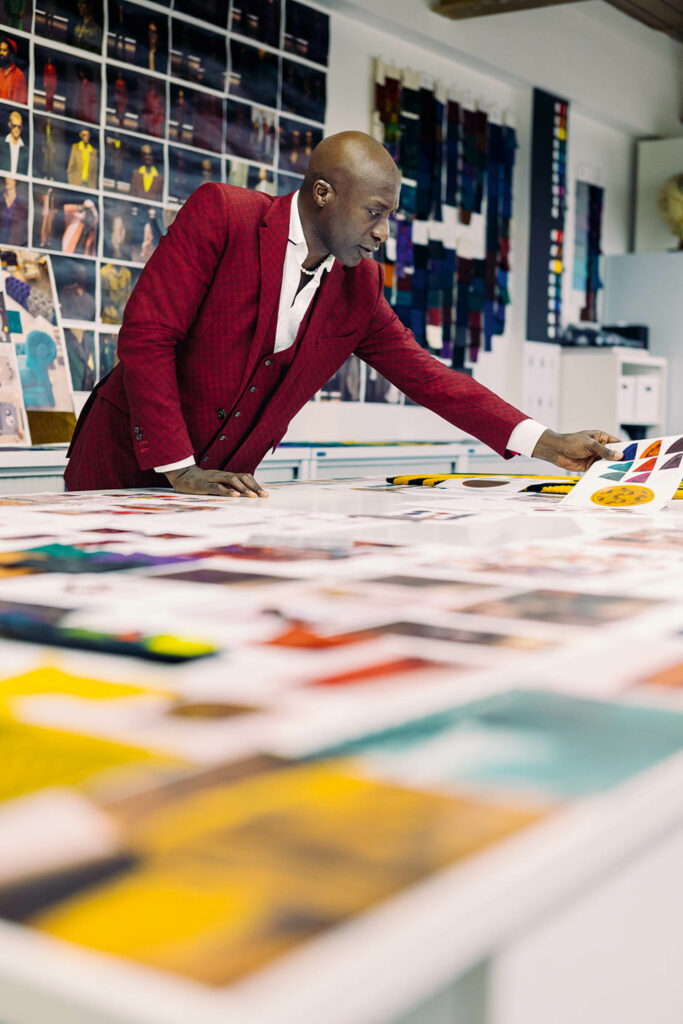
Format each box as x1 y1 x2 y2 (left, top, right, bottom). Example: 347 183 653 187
353 267 529 458
116 183 230 470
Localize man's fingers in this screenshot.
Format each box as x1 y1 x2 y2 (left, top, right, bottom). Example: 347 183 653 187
591 440 622 461
169 467 268 498
241 473 269 497
590 430 622 449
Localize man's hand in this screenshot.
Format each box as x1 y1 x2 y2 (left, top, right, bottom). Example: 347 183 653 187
532 429 623 473
165 465 268 497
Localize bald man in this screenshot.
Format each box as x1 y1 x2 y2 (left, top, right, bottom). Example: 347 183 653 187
65 131 621 494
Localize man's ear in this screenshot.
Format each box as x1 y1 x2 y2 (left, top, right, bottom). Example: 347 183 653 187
312 178 334 209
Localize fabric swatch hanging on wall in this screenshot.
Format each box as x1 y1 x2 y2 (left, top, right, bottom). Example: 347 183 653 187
573 180 604 323
373 60 517 371
526 88 569 342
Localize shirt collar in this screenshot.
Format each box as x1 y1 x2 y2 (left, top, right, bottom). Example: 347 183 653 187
5 134 22 146
288 191 335 274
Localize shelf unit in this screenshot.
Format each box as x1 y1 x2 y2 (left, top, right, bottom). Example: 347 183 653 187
558 347 667 439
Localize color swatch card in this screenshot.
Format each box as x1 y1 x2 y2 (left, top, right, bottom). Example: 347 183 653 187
560 436 683 513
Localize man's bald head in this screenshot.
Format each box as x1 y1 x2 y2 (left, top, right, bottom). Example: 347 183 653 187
298 131 400 268
303 130 399 196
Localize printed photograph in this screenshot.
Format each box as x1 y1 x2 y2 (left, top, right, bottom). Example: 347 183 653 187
33 115 100 190
172 0 224 21
64 326 95 390
230 0 280 47
0 0 32 33
225 100 276 164
0 32 28 105
32 185 99 255
276 170 302 196
229 39 279 109
103 197 164 263
51 253 96 321
107 0 168 73
281 59 326 124
364 366 401 404
170 17 226 92
461 589 662 627
0 334 29 444
35 1 104 54
33 47 100 124
226 161 274 194
0 178 27 245
100 261 139 324
104 135 163 199
278 118 321 174
319 355 361 402
284 0 329 66
98 329 118 378
169 84 223 153
0 103 28 177
168 146 219 204
2 250 74 413
106 68 166 138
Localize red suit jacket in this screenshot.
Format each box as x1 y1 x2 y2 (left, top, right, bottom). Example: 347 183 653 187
65 184 527 490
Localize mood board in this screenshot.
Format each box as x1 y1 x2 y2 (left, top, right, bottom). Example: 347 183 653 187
0 0 328 391
2 466 683 1021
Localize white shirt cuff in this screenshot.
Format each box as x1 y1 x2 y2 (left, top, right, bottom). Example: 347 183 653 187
506 419 547 458
155 456 195 474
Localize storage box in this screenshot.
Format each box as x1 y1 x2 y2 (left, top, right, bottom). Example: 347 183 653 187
617 376 636 422
635 375 660 423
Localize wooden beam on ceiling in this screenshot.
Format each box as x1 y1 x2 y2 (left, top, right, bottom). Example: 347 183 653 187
432 0 683 41
431 0 586 20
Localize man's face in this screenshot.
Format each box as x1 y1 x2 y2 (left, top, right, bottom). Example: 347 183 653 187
8 115 21 139
79 129 90 144
316 175 400 268
0 42 10 64
141 146 153 165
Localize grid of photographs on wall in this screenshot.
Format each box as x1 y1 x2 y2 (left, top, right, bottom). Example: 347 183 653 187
0 0 328 395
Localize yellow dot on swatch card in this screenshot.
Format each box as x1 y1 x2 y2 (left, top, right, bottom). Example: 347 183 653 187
558 128 567 140
591 485 655 507
552 260 563 273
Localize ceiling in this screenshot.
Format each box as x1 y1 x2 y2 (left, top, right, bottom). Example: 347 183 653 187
432 0 683 44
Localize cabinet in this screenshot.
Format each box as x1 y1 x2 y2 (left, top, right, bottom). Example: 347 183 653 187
0 442 480 495
558 347 667 439
604 252 683 436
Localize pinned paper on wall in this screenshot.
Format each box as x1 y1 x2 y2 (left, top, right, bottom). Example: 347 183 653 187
561 436 683 513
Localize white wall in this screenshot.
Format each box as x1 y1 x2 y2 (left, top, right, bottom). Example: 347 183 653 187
286 0 683 444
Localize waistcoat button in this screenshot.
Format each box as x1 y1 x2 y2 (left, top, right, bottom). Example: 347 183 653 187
234 410 241 418
249 385 257 392
217 408 226 419
264 359 271 366
219 434 225 441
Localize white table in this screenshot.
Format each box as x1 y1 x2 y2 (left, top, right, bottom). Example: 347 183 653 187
0 480 682 1024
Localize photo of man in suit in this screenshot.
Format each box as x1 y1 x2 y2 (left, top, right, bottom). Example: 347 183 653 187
130 143 162 200
65 131 622 495
67 127 98 189
0 109 27 175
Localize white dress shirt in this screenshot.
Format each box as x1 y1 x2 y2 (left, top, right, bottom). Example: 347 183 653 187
5 133 23 177
156 192 545 472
